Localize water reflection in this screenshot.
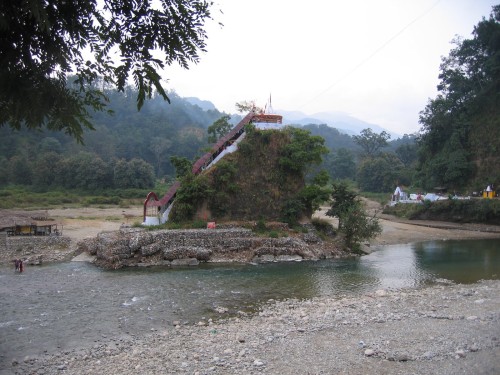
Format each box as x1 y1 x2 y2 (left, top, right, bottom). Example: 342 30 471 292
413 239 500 283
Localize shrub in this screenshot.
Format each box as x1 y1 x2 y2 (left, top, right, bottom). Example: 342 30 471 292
268 230 279 238
311 217 335 237
84 196 121 205
341 202 382 252
254 219 267 232
191 220 207 229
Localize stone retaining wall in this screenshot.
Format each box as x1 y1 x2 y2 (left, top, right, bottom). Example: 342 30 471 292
77 227 345 269
0 233 73 265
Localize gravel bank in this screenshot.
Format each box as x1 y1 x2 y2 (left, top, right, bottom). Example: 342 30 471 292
10 280 500 375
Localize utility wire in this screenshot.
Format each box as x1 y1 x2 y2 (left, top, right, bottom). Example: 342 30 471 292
300 0 442 110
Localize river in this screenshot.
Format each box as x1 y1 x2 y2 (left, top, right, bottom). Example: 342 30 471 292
1 238 499 367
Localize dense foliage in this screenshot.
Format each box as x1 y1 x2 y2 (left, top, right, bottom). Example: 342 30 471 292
0 0 214 142
416 5 500 191
279 128 329 175
207 115 232 144
357 153 407 193
323 148 357 180
169 127 330 224
0 90 224 190
326 181 357 229
353 128 390 157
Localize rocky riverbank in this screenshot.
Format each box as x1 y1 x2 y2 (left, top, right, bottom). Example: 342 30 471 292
10 279 500 374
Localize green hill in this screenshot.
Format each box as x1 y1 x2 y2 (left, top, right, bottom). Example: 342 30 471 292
170 125 329 224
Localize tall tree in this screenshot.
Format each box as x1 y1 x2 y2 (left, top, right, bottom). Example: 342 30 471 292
235 100 263 113
417 5 500 190
326 181 357 230
279 128 329 175
353 128 390 158
32 152 62 188
357 153 405 193
207 115 232 143
150 138 172 177
395 143 418 167
0 0 214 142
114 158 155 188
7 155 32 185
325 148 356 180
170 156 192 179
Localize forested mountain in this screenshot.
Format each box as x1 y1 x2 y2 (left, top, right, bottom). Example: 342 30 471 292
0 87 416 193
0 89 226 188
301 124 359 152
301 124 416 183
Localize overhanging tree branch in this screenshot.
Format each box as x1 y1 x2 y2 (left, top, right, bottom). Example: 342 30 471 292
0 0 215 143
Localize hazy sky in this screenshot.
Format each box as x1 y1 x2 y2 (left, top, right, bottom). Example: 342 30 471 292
164 0 498 135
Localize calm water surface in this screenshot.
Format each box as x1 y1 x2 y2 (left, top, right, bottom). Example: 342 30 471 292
1 238 499 366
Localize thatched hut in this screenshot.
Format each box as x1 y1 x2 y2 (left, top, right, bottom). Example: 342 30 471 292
0 210 61 236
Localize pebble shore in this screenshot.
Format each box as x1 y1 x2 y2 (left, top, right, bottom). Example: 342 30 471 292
10 279 500 375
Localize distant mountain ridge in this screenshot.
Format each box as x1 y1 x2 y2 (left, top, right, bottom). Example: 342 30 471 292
186 97 399 137
185 97 217 111
277 110 400 137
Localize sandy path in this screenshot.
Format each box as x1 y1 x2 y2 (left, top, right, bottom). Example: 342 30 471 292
47 206 143 241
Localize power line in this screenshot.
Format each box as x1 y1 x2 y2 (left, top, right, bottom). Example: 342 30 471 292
300 0 442 110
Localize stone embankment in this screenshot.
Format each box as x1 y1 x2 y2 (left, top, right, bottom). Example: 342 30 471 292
77 226 346 269
0 233 73 265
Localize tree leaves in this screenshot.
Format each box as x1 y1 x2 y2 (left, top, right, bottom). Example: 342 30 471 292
326 182 381 251
352 128 390 158
417 5 500 190
207 115 232 144
279 128 329 175
0 0 213 142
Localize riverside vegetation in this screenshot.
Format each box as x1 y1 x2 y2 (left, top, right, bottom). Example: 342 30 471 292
383 199 500 225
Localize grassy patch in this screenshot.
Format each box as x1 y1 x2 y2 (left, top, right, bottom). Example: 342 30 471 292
382 203 426 219
359 191 391 206
0 185 146 209
105 216 123 221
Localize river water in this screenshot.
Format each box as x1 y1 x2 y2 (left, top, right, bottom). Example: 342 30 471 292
1 238 499 367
